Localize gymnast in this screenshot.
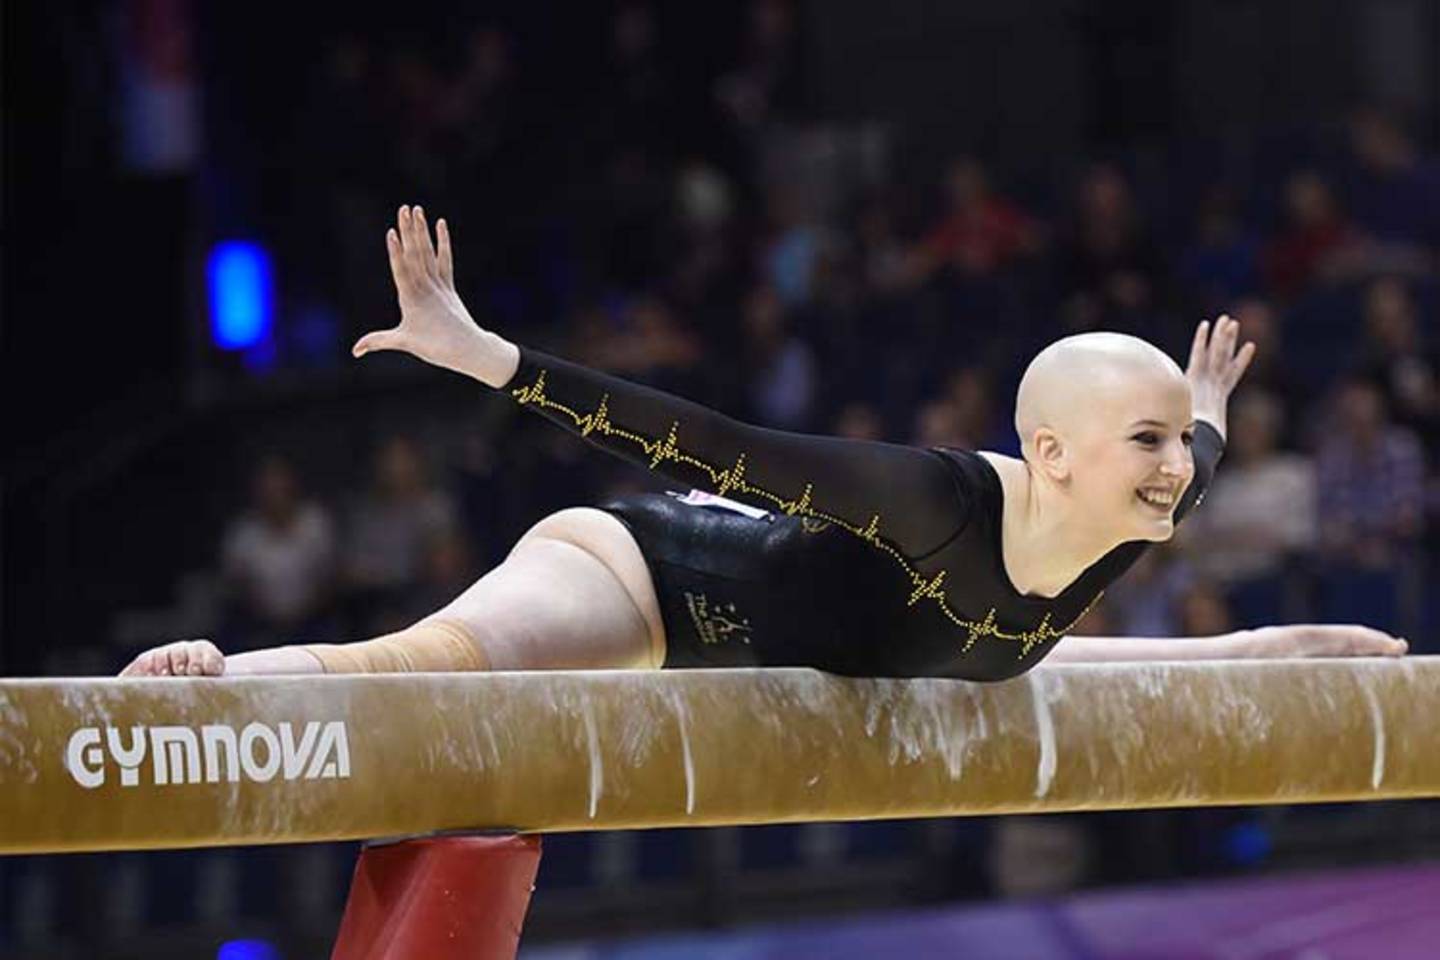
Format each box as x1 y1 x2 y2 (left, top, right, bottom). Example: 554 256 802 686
123 205 1406 680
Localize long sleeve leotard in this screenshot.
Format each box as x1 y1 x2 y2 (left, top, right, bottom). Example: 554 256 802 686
508 347 1223 680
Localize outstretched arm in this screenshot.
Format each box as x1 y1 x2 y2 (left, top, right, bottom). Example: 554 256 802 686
1047 624 1407 664
504 347 963 552
357 206 967 556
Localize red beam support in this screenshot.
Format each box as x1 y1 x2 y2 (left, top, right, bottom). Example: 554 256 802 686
332 834 542 959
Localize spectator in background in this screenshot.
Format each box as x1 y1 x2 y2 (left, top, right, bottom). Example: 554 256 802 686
911 399 969 449
596 3 673 151
714 0 803 132
1313 376 1426 636
590 145 672 288
1098 545 1194 638
1345 108 1440 251
221 455 337 649
813 187 918 412
740 283 818 429
937 365 1010 452
1226 299 1302 423
632 295 706 390
762 180 829 306
1176 580 1234 637
908 369 1006 451
1058 164 1163 331
853 187 914 296
383 45 449 193
1316 376 1425 570
442 26 519 170
1360 276 1440 456
1178 185 1261 313
441 23 532 286
398 529 480 626
572 294 703 395
669 161 742 311
298 34 394 342
916 156 1041 280
1263 170 1358 301
344 435 458 634
831 401 885 442
1177 390 1315 624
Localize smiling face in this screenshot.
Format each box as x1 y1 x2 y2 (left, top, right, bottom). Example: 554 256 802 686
1066 370 1196 542
1016 332 1196 545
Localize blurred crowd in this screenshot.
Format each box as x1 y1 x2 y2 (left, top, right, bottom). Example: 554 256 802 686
209 2 1440 662
9 4 1440 953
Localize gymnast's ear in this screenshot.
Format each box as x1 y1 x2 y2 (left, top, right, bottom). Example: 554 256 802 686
1029 427 1072 482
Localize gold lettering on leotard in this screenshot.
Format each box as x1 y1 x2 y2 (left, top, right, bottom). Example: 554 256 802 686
684 592 753 647
514 369 1098 660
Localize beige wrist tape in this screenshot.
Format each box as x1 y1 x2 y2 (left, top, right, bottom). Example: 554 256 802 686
301 618 490 674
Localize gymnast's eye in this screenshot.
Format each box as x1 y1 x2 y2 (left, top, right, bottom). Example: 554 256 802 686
1181 431 1195 447
1132 432 1159 446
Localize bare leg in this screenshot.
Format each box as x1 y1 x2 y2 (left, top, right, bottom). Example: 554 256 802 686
428 507 665 670
125 507 665 677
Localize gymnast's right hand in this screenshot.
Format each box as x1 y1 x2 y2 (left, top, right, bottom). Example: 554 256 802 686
353 204 521 389
119 639 226 677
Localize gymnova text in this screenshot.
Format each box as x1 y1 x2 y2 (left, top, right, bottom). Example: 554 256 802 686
64 722 351 789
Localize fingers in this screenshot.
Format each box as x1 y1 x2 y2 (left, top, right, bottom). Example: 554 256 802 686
1226 340 1258 389
398 205 419 279
1206 315 1237 365
414 207 439 276
1188 319 1209 372
1345 624 1409 656
1299 624 1409 658
167 643 192 675
436 218 455 287
385 227 405 292
353 327 402 358
118 653 147 677
186 640 225 675
1190 314 1256 385
396 204 440 282
119 641 226 677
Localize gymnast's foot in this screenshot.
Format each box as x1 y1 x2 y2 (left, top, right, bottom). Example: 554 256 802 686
1247 624 1408 659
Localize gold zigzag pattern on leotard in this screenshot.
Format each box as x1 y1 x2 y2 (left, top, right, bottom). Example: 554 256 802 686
513 369 1098 658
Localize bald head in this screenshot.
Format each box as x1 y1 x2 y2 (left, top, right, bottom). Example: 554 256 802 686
1015 333 1187 456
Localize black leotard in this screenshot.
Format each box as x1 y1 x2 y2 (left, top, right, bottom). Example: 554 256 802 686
508 347 1223 681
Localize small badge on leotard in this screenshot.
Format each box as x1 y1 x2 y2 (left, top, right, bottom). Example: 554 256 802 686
668 489 773 521
683 590 753 646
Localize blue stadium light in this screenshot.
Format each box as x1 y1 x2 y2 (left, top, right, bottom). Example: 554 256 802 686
217 938 281 960
208 241 274 350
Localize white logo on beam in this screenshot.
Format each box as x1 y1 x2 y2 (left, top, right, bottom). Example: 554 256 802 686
64 722 351 789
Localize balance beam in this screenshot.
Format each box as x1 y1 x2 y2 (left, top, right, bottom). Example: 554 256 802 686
1 658 1436 854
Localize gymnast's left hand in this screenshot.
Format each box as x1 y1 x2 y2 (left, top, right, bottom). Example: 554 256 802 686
352 205 521 389
119 639 226 677
1185 314 1256 442
1245 624 1408 659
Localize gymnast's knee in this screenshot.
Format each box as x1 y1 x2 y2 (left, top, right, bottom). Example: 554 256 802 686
512 507 665 667
512 507 627 554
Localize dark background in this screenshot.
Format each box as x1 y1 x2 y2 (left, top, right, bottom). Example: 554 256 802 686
3 1 1440 957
